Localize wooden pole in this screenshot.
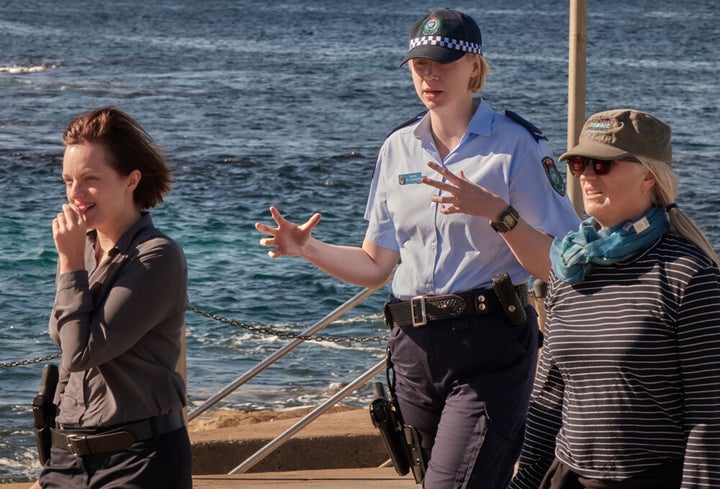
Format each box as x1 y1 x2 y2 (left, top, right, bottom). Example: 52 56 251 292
533 1 589 332
567 0 587 217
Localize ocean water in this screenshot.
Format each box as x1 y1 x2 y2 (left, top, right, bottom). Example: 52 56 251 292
0 0 718 482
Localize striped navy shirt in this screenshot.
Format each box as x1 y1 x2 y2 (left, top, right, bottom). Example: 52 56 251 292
511 233 720 488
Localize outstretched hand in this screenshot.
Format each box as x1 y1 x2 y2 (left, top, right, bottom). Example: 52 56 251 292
421 161 507 219
255 206 322 259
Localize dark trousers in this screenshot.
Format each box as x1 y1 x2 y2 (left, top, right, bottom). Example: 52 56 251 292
39 426 192 489
388 307 538 489
540 457 683 489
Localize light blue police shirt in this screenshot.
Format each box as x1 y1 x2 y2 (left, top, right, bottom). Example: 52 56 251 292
364 99 580 300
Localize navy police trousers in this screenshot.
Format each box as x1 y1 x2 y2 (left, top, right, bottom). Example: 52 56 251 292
388 306 538 489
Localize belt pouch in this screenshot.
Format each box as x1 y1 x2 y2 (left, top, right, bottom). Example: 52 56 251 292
492 273 527 326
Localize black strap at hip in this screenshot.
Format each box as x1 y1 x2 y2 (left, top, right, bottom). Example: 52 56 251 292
51 410 185 456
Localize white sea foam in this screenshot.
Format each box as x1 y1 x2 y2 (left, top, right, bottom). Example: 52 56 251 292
0 448 38 482
0 64 57 74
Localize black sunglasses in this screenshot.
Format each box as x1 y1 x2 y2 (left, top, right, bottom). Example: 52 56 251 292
567 156 615 177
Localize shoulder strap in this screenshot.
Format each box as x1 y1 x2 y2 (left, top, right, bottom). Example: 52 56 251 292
368 110 428 182
386 109 427 137
504 110 547 142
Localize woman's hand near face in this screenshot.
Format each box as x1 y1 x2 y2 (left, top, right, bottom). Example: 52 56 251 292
421 161 508 220
52 203 88 273
255 206 322 259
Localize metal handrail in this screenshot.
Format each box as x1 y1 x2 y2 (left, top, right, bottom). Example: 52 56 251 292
188 282 387 422
229 358 386 474
185 281 390 475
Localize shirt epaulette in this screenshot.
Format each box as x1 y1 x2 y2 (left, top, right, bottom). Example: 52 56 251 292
504 110 547 142
386 109 428 137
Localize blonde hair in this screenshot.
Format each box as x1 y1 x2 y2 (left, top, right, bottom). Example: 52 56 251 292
468 53 489 93
639 156 720 266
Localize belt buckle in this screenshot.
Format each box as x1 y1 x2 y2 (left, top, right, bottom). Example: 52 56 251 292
65 434 89 456
410 296 427 327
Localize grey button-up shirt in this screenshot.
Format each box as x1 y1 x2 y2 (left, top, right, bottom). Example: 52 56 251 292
49 213 188 427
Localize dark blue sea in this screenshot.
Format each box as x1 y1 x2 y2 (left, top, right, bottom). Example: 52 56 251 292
1 0 718 482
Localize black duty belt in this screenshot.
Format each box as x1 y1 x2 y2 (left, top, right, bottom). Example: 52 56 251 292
384 285 528 328
51 410 185 456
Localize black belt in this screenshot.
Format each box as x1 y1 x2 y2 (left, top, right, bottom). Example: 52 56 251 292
384 285 527 328
51 411 185 456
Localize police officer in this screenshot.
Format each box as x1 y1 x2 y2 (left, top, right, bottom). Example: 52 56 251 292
256 8 579 488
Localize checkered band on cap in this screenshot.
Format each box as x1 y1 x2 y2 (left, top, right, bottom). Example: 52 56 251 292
408 36 482 55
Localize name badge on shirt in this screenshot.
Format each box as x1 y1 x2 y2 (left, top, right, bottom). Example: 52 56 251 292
398 172 422 185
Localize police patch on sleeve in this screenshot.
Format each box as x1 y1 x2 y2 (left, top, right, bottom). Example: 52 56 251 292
542 157 566 196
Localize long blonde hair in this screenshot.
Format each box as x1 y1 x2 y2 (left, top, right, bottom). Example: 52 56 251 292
640 156 720 265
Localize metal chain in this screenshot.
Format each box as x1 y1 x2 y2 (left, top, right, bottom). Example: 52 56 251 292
0 304 388 369
186 304 388 345
0 352 61 369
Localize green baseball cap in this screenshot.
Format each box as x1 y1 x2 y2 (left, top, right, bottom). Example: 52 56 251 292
559 109 671 163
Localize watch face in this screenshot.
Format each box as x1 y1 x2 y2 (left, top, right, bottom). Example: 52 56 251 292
492 206 518 233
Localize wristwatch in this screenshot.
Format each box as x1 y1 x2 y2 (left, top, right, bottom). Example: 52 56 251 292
490 205 520 233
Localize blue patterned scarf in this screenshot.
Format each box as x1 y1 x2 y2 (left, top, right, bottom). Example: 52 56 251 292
550 207 669 283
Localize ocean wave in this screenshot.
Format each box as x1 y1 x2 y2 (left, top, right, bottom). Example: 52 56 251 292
0 64 58 74
0 448 38 483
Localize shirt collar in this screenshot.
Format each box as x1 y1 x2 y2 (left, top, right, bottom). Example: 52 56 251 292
114 212 153 253
88 212 153 257
414 97 494 141
466 98 494 136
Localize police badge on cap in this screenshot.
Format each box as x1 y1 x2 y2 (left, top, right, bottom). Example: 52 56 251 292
400 8 483 65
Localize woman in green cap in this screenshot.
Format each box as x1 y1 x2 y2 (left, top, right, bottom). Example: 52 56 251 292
423 108 720 488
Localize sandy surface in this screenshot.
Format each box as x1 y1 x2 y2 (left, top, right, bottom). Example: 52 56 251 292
188 405 359 431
